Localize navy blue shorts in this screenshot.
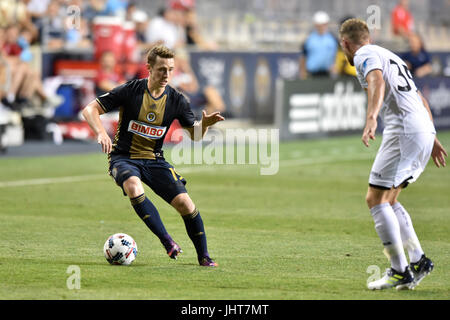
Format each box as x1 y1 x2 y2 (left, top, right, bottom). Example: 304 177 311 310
109 155 187 204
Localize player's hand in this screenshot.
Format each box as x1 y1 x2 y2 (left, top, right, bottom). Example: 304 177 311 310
201 110 225 128
431 137 447 168
97 132 112 154
362 118 377 147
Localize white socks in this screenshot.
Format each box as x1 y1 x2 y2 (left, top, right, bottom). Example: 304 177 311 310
392 202 424 263
370 203 409 273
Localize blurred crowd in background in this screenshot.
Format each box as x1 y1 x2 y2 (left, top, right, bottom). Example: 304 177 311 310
0 0 449 148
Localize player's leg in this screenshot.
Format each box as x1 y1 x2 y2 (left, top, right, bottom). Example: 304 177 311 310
366 186 409 273
110 158 178 258
388 187 424 264
365 134 415 289
388 132 436 285
367 135 408 273
389 187 434 285
171 193 218 267
146 160 217 266
366 186 414 290
122 176 180 258
121 176 145 197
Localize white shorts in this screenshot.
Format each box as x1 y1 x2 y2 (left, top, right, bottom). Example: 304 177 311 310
369 132 435 189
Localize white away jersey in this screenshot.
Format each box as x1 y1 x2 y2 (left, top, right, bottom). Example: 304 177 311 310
354 44 435 134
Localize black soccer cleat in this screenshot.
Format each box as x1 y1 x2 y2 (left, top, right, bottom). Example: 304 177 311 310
410 254 434 286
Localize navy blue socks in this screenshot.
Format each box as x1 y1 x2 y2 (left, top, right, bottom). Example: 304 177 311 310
182 208 209 259
130 194 173 248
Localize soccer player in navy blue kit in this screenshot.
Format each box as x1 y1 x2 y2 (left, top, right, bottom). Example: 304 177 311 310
82 45 224 267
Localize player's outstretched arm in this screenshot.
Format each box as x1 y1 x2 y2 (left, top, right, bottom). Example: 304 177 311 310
418 90 448 168
201 110 225 128
362 69 385 147
186 110 225 141
82 100 112 154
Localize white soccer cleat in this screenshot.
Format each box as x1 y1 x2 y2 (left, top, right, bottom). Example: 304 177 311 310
368 267 415 290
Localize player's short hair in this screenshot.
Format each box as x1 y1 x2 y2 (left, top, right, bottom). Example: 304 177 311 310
339 18 370 44
146 45 175 67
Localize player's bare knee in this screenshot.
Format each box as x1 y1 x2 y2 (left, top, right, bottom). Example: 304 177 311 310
365 191 376 208
365 196 377 209
171 193 195 216
365 189 386 208
123 177 144 198
174 201 194 216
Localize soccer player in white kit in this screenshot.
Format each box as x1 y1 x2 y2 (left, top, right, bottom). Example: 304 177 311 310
339 19 448 290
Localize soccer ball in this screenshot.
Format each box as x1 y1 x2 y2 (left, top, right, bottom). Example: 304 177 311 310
103 233 138 265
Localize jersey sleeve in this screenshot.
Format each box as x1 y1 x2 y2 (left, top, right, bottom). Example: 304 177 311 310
96 81 130 113
176 93 196 128
354 49 383 80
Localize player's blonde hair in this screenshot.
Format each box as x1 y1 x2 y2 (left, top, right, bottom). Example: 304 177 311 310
339 18 370 44
146 45 175 67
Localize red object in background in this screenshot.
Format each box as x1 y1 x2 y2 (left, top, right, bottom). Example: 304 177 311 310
2 42 22 56
164 120 183 144
391 4 414 35
136 62 149 79
54 60 99 78
95 69 124 87
122 21 137 63
170 0 195 10
58 121 96 140
93 16 138 63
53 59 141 81
93 16 124 61
58 119 118 140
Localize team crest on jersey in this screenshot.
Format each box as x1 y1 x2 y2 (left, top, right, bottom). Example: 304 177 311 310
146 112 156 122
128 120 166 139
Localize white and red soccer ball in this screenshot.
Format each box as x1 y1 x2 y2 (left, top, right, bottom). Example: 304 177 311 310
103 233 138 265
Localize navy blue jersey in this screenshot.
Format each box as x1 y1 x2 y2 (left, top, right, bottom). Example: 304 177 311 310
96 79 196 159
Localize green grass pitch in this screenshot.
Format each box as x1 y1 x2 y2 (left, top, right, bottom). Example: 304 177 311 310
0 132 449 300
